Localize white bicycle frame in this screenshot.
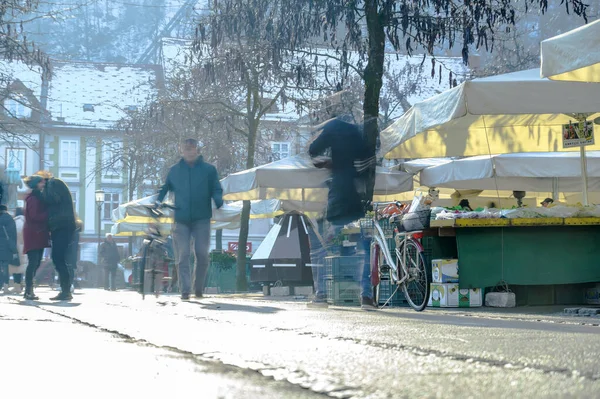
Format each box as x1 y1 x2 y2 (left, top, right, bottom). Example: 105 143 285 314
370 202 421 287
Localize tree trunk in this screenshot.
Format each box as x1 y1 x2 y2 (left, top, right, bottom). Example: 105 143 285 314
236 117 258 291
235 200 251 291
363 0 386 201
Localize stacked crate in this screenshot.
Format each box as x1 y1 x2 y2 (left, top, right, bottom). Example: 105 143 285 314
377 277 408 307
324 256 362 306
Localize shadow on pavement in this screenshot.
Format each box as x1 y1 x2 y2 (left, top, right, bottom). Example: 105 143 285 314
188 300 282 314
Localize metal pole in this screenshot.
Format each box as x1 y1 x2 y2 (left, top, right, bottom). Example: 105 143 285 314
580 145 589 206
97 204 101 262
552 177 559 202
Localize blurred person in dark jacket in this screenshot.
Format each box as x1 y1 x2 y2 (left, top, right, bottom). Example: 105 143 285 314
99 233 120 291
308 110 377 310
0 205 17 295
38 171 76 301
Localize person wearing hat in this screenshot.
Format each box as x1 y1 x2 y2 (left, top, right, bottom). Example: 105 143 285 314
541 198 554 208
23 175 50 300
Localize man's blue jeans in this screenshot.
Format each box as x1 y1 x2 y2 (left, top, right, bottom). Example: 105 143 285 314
309 220 373 300
172 220 210 295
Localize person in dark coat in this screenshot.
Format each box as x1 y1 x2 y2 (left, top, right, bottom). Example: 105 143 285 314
308 112 377 309
38 172 76 301
0 205 17 295
157 138 223 301
99 233 120 291
23 175 50 300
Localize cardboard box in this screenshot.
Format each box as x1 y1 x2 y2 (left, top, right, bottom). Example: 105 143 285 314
458 287 483 307
585 288 600 305
428 283 483 308
431 259 459 283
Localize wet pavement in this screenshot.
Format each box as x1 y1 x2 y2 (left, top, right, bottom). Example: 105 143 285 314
1 288 599 398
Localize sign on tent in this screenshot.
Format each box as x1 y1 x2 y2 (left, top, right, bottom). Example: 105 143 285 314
563 121 594 148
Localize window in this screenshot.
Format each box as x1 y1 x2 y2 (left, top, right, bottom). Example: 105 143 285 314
60 140 79 167
103 192 120 220
102 140 122 176
271 142 290 160
83 104 95 112
4 97 32 119
5 148 26 177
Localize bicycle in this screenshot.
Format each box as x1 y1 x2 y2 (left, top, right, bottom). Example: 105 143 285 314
369 201 430 311
137 204 175 299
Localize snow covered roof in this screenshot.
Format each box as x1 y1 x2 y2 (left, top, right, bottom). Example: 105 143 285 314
47 61 163 129
0 61 44 100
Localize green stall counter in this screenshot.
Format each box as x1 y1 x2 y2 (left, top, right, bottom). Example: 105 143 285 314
455 224 600 289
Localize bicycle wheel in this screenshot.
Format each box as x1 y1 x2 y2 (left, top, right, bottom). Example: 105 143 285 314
397 239 429 311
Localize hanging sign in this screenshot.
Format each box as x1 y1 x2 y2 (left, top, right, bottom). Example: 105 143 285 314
562 121 594 148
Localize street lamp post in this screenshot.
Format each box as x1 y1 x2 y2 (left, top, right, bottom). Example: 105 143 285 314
95 190 105 261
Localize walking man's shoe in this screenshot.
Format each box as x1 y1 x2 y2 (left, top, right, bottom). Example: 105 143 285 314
307 297 329 309
24 292 39 301
181 293 190 301
50 292 73 301
360 296 378 311
194 291 203 299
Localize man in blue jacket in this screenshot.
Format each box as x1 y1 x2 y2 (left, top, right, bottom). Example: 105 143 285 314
157 138 223 300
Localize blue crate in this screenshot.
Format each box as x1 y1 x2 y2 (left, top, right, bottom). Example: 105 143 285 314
325 279 360 306
324 256 362 281
378 278 408 307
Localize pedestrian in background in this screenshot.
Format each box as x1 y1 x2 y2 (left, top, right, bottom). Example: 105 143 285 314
99 233 120 291
157 138 223 301
9 207 27 294
0 205 17 295
23 175 50 300
38 171 76 301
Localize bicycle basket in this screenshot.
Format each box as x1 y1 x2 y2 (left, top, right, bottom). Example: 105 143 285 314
399 210 431 232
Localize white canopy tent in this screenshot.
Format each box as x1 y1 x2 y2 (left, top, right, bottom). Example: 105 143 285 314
110 196 301 236
380 68 600 205
221 154 413 203
403 152 600 193
541 19 600 82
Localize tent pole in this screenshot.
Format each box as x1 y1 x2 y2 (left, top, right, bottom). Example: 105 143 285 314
581 145 589 206
552 177 559 202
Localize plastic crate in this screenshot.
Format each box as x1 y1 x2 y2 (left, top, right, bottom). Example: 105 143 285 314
359 218 375 238
326 280 360 306
378 278 408 307
377 217 395 237
324 256 362 281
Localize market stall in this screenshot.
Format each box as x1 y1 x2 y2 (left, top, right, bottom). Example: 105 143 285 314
221 154 413 204
380 68 600 305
